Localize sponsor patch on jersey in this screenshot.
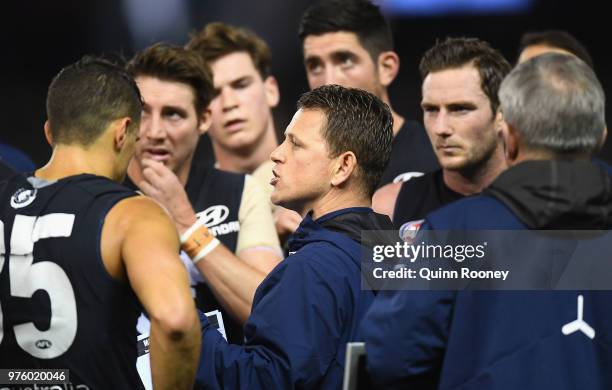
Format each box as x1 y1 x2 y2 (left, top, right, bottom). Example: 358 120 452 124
199 205 229 226
399 219 425 243
10 187 37 209
35 339 52 349
197 205 240 237
393 171 425 183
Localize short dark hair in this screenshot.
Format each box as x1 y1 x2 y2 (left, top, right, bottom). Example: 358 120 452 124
126 43 215 116
297 84 393 197
419 37 511 114
518 30 594 68
187 22 272 79
299 0 394 62
46 56 142 146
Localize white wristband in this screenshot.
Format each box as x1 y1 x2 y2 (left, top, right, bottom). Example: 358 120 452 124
180 218 205 244
180 218 220 263
191 238 220 264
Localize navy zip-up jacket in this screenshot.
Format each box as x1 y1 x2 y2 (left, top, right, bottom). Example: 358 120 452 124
196 207 391 389
362 161 612 389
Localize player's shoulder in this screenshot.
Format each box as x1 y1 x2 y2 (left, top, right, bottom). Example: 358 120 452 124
105 195 175 237
111 194 167 219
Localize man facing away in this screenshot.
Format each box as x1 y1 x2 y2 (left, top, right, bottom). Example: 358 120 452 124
125 44 281 344
362 53 612 389
0 57 200 389
299 0 439 186
193 85 394 389
514 30 612 175
373 37 511 232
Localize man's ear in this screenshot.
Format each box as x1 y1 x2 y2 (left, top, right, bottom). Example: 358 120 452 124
114 117 132 150
44 120 53 146
331 151 358 187
264 75 280 108
198 108 212 135
376 51 400 88
494 110 504 138
502 121 519 164
597 126 608 151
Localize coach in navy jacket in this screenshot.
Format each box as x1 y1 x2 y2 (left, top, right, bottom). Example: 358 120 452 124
195 85 394 389
198 208 391 388
362 54 612 389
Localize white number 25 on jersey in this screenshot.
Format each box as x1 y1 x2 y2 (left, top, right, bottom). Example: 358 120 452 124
0 213 77 359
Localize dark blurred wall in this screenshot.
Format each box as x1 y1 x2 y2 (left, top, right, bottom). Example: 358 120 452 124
0 0 132 166
1 0 609 166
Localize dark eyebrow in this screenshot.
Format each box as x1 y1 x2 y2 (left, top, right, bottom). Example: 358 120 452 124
304 56 322 67
447 102 478 111
421 101 479 111
421 101 438 109
330 50 358 63
161 105 188 116
304 50 358 65
286 133 304 144
230 75 253 86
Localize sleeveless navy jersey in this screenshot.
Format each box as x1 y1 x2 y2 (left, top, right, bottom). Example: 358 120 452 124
0 174 143 389
192 133 216 169
185 163 243 253
393 169 463 230
378 120 439 187
186 163 245 344
126 163 246 344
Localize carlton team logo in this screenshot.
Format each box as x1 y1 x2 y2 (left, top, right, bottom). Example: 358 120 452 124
10 188 37 209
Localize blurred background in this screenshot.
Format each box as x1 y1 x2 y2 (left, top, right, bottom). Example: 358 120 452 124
1 0 609 166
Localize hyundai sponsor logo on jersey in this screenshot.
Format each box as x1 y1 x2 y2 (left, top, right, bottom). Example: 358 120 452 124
197 205 240 236
393 171 424 183
10 188 37 209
